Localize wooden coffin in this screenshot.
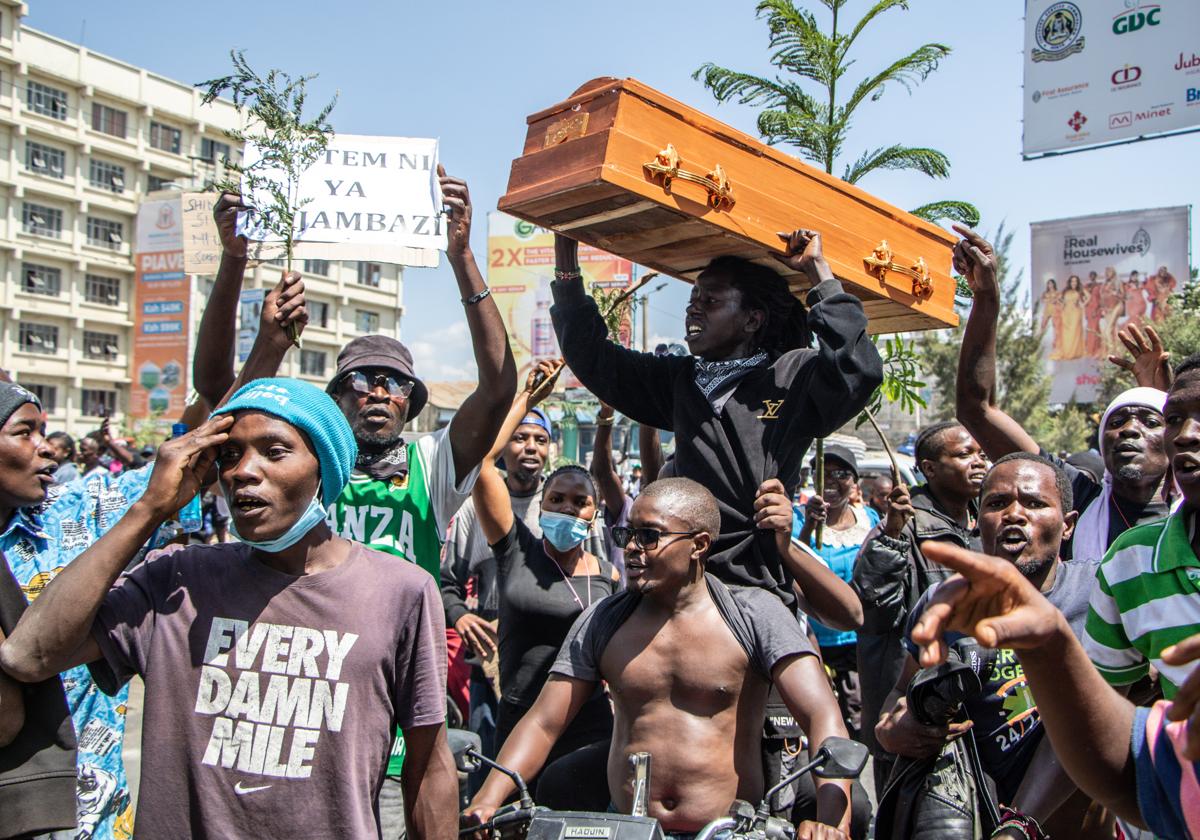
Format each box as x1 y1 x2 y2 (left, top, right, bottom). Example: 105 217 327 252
499 77 959 334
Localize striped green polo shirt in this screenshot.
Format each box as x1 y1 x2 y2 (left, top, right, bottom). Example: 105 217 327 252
1084 509 1200 698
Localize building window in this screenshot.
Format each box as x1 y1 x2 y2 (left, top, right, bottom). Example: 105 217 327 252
19 323 58 354
357 261 382 287
300 349 327 377
309 300 329 328
89 159 126 193
26 81 68 120
83 330 120 361
81 389 117 417
149 121 182 154
25 140 66 178
22 202 62 237
26 384 57 413
86 217 124 249
303 259 330 276
200 137 231 164
85 274 121 305
90 102 127 138
21 262 62 296
356 310 380 333
147 174 175 191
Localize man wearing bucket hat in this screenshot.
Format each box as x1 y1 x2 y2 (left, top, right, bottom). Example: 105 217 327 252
0 378 457 840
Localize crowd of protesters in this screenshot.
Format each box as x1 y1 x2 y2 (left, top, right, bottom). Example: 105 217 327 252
0 171 1199 840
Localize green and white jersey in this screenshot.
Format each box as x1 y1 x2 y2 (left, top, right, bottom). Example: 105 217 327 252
324 424 479 775
1084 509 1200 698
326 425 478 580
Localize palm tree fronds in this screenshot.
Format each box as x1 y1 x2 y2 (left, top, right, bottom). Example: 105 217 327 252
842 43 951 113
692 65 790 108
909 200 981 227
842 145 950 184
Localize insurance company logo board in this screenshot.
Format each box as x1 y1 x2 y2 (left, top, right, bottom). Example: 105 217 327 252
1023 0 1200 155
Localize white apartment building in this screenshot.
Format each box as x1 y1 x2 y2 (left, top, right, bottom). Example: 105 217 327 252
0 1 404 435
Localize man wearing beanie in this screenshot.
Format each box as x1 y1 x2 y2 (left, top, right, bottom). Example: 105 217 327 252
192 172 516 832
0 379 456 840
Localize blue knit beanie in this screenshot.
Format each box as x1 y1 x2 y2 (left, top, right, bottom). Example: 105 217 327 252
214 378 357 506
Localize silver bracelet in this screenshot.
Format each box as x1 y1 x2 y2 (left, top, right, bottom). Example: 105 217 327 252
462 287 491 306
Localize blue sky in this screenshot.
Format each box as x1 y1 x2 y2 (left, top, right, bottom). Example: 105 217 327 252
29 0 1198 381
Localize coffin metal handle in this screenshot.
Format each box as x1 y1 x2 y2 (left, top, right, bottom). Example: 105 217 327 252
643 144 735 210
864 240 932 297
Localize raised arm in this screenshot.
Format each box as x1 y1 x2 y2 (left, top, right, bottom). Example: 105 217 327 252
439 167 518 485
638 422 664 488
194 193 251 407
590 402 627 519
754 480 862 630
471 361 561 546
774 230 884 437
0 417 232 684
465 675 595 825
851 485 916 633
1109 323 1173 391
911 542 1142 826
953 226 1039 459
98 415 142 468
551 235 683 430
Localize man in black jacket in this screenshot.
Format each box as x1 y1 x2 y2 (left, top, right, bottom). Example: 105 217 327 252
852 420 986 788
551 230 882 611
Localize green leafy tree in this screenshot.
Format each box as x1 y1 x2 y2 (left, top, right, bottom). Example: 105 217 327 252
198 50 338 345
694 0 979 226
922 225 1090 453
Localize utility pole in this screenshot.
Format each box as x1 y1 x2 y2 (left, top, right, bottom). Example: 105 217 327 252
641 295 649 352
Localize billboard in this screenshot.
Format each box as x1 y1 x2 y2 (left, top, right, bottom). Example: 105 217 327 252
486 212 635 382
1031 205 1190 402
131 195 191 419
1023 0 1200 157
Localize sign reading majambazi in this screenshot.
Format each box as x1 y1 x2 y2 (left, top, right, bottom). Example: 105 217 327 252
236 135 447 261
1030 206 1190 403
1023 0 1200 157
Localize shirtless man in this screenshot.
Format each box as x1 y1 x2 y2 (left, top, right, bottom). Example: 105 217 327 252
464 478 853 840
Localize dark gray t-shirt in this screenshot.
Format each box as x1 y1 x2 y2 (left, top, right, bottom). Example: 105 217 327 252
552 573 816 684
89 541 447 840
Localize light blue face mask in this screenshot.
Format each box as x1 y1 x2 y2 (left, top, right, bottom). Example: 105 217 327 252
229 491 328 553
540 510 593 552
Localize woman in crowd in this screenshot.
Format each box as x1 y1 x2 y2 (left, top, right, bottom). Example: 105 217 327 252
794 444 879 741
472 361 618 772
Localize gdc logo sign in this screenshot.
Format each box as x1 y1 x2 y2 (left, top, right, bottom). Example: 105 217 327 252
1113 2 1162 35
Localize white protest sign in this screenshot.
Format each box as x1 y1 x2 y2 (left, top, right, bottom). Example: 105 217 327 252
237 134 447 260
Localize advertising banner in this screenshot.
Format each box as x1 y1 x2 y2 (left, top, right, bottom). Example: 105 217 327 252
486 212 634 383
1023 0 1200 157
1030 205 1190 402
237 134 446 262
131 195 190 419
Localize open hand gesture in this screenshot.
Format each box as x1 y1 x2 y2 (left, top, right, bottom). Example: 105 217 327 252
951 226 999 300
439 165 472 259
213 193 250 260
1109 323 1172 391
774 229 834 284
143 415 234 521
909 542 1066 668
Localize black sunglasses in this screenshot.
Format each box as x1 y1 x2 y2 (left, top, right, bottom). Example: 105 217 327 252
611 526 699 551
338 371 414 400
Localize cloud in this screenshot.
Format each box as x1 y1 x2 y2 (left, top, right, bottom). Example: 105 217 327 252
407 320 478 381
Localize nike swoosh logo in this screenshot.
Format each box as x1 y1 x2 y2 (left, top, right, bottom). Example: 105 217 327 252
234 781 273 795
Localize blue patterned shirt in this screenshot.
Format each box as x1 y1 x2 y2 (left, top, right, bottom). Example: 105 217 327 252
1 467 152 840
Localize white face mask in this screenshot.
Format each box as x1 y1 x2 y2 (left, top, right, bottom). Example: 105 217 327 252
229 489 327 552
